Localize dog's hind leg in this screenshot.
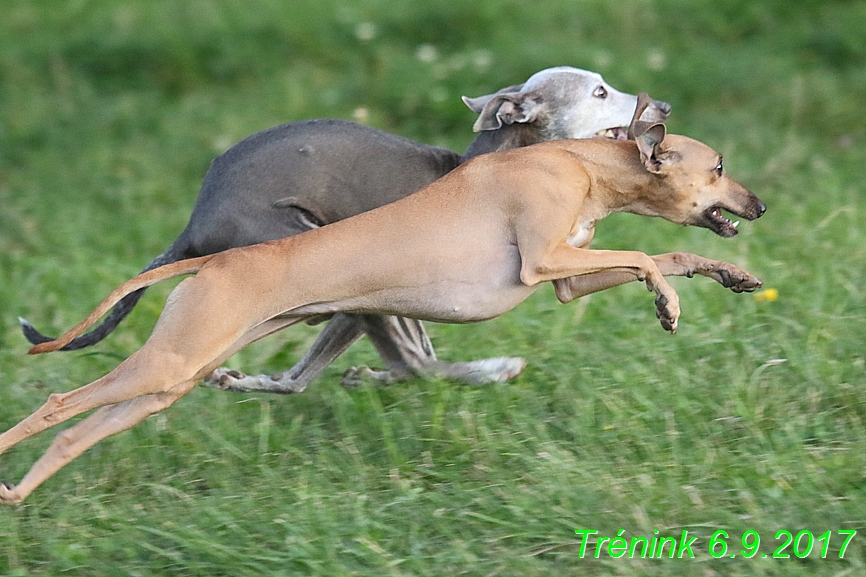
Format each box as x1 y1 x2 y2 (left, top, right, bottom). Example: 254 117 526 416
203 313 364 394
0 311 299 502
0 381 196 504
339 315 433 385
343 315 526 386
1 271 272 456
207 313 527 392
0 344 206 459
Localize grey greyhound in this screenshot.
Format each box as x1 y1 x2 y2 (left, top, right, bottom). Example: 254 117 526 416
21 66 671 391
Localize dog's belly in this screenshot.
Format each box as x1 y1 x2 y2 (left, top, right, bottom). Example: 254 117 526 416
360 280 538 323
286 281 536 324
283 242 536 323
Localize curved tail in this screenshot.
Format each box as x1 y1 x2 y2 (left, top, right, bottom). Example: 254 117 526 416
27 254 215 355
20 243 189 351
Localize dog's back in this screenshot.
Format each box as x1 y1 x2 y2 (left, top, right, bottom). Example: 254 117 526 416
183 119 461 253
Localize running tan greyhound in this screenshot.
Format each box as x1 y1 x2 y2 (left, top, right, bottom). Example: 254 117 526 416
0 96 765 503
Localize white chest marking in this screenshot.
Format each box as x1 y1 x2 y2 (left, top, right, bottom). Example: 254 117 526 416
567 221 594 247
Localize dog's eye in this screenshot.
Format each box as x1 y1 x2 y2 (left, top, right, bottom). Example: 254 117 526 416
593 85 608 99
714 160 723 176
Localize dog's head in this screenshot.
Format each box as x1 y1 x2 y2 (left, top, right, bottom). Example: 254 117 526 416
462 66 671 140
629 110 766 237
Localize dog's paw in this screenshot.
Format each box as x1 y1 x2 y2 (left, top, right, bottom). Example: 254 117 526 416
202 368 308 394
647 275 680 333
443 356 527 384
699 262 764 293
474 356 527 382
202 368 248 391
0 482 22 504
654 291 680 334
340 367 366 388
340 366 398 388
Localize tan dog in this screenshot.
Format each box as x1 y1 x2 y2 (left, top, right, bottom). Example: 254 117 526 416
0 97 765 503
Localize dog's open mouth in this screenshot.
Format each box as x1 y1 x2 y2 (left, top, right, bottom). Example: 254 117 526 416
704 206 741 238
594 127 629 141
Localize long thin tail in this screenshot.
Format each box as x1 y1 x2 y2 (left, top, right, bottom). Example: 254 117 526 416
20 243 189 351
27 255 215 355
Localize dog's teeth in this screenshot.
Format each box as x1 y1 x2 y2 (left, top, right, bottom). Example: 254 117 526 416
732 221 740 228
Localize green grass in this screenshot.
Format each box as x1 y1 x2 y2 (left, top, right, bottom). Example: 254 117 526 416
1 0 865 575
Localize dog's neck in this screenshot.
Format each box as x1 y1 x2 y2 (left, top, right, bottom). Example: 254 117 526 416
558 139 673 220
460 124 542 162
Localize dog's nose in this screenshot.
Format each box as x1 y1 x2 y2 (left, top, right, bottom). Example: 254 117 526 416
756 200 767 218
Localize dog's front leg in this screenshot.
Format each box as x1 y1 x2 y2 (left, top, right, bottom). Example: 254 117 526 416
553 252 762 302
521 243 680 333
651 252 762 293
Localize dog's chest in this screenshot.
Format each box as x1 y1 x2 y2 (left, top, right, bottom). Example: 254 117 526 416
566 221 595 248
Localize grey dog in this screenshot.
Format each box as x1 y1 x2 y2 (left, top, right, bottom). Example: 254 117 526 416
21 66 670 391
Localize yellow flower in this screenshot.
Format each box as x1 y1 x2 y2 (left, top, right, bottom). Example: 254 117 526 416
753 288 779 302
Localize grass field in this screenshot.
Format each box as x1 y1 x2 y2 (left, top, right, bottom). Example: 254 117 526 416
1 0 865 575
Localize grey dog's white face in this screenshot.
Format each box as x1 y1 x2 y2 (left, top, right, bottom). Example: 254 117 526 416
522 66 669 140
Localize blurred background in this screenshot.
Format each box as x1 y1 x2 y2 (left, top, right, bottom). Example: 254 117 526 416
0 1 864 575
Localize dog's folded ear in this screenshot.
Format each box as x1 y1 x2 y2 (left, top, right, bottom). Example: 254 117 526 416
627 92 657 141
462 83 524 114
635 123 669 174
463 88 544 132
628 93 671 174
